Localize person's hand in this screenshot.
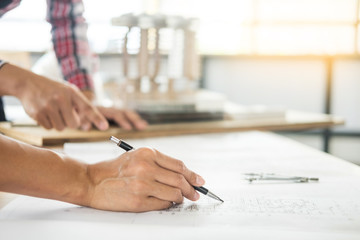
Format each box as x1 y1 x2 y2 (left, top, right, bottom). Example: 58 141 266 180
18 72 109 131
85 147 205 212
77 106 148 131
98 106 148 130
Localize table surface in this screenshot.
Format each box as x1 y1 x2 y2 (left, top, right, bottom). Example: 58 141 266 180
0 131 359 240
0 192 16 210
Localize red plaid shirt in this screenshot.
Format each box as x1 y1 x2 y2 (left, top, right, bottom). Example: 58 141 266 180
0 0 94 90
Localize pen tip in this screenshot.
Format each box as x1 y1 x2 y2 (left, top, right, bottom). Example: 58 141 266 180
216 196 224 202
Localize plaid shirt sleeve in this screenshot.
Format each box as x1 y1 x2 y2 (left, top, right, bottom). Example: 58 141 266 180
46 0 94 91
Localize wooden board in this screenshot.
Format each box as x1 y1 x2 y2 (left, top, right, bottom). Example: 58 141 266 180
0 110 344 146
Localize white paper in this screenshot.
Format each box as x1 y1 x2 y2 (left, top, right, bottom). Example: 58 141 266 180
1 131 360 240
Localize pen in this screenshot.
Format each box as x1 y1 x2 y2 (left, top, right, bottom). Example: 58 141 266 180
109 136 224 202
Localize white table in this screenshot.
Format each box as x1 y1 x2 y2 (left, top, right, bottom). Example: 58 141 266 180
1 131 359 240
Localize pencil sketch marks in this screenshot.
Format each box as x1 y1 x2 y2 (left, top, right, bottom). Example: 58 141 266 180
158 195 360 221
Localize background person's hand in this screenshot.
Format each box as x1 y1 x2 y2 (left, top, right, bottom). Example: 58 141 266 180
86 147 205 212
8 67 109 131
97 106 148 130
76 106 148 131
0 64 109 131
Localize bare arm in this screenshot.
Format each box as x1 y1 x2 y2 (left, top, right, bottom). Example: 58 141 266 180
0 135 89 206
0 135 205 212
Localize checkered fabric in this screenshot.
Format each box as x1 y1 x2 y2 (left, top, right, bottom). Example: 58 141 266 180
0 0 94 90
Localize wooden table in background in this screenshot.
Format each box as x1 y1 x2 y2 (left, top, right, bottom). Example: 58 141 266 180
0 110 344 147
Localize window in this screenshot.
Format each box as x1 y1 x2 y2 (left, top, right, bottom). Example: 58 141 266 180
0 0 50 51
159 0 359 55
0 0 359 55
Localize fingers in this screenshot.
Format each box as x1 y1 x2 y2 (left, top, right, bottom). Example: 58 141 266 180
125 148 203 201
97 107 148 130
123 110 148 130
147 181 185 204
58 93 80 129
109 111 132 130
36 106 66 131
80 120 92 131
153 151 205 187
46 108 66 131
154 167 200 201
128 179 185 205
81 105 108 131
129 196 173 212
36 114 52 130
70 90 108 131
47 86 81 130
143 197 173 212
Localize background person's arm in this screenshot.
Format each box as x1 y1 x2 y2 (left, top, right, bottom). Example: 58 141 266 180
0 135 205 212
46 0 148 131
47 0 94 92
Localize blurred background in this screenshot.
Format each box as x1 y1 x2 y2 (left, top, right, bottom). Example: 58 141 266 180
1 0 359 164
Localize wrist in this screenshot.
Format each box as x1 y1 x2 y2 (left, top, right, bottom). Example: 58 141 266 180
83 160 121 208
0 63 34 99
57 155 95 207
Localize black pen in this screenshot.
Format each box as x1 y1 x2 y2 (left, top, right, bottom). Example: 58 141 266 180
109 136 224 202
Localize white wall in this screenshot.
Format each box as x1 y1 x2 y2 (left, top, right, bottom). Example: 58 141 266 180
204 57 360 132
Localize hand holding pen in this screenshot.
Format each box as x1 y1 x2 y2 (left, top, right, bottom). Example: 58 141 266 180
86 138 211 212
110 136 223 203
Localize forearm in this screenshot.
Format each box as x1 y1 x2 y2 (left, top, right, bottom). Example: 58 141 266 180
0 63 30 98
0 135 91 206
